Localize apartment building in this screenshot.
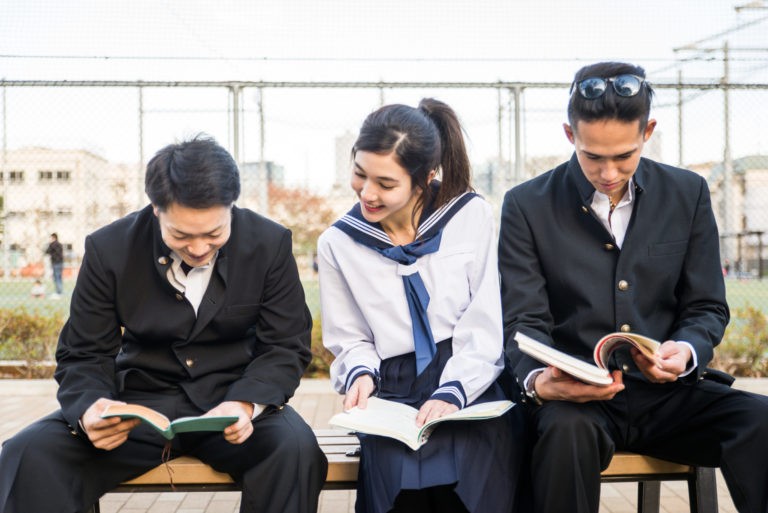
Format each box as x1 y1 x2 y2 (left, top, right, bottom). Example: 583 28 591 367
0 147 141 273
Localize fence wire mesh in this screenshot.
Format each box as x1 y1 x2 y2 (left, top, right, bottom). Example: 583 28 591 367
1 79 767 316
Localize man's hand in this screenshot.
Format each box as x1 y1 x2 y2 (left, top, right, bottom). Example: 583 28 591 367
206 401 254 445
343 374 375 411
535 367 625 403
416 399 459 427
631 340 692 383
81 398 141 451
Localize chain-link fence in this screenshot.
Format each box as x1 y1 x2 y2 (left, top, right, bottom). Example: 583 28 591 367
1 79 767 316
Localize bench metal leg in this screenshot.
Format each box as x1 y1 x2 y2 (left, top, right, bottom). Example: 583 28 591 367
688 467 718 513
637 480 661 513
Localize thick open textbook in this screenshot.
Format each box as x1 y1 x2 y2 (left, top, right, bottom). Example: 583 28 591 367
328 396 514 451
101 404 238 440
514 331 661 386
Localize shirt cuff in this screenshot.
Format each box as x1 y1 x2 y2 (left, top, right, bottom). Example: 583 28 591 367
344 366 379 394
251 404 266 420
524 368 547 391
675 341 698 377
430 381 467 409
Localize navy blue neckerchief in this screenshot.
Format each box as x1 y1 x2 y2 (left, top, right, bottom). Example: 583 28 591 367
334 184 478 374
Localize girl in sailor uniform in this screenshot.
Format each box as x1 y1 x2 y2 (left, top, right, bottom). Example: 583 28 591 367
318 98 528 513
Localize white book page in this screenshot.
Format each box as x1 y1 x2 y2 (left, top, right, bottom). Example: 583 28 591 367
514 331 613 386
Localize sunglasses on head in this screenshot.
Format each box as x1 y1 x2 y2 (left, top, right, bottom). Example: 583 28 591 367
570 74 646 99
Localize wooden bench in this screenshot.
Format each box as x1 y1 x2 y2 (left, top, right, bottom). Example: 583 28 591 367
92 429 718 513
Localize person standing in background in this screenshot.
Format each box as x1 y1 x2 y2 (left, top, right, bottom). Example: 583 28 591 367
45 232 64 298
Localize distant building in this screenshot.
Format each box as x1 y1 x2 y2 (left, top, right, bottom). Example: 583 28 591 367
472 154 570 205
334 131 356 187
239 160 286 211
0 147 140 272
707 155 768 276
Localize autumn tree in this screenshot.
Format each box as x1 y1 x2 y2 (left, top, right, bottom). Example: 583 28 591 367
266 183 337 257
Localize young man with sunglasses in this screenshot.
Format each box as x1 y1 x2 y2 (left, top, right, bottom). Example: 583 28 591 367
499 61 768 513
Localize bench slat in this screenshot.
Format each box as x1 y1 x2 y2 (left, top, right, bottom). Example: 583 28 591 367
122 456 234 485
602 453 692 477
119 430 695 487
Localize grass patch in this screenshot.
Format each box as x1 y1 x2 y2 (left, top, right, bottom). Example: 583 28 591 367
2 276 767 378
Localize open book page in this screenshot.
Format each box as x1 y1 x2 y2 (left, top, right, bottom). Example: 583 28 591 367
101 404 238 440
513 331 613 386
102 403 171 430
328 396 514 451
593 332 661 369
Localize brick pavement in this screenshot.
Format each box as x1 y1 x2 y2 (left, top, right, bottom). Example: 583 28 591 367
2 378 766 512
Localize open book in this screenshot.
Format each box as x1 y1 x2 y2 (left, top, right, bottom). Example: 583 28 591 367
514 331 661 386
328 396 514 451
101 404 238 440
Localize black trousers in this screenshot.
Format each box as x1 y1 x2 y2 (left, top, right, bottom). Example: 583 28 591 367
389 484 469 513
528 375 768 513
0 398 327 513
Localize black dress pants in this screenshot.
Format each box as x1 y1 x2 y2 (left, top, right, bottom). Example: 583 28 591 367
389 484 469 513
528 375 768 513
0 401 327 513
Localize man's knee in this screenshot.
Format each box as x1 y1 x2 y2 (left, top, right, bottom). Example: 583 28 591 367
267 409 325 466
2 413 77 462
532 402 614 464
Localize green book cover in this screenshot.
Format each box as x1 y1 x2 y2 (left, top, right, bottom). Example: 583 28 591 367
101 403 238 440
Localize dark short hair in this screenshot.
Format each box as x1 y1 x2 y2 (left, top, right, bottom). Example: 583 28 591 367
145 135 240 210
567 61 655 132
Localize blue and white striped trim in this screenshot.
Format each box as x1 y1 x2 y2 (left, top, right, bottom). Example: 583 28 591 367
430 380 467 409
417 191 472 238
332 187 478 250
337 215 391 245
344 365 379 394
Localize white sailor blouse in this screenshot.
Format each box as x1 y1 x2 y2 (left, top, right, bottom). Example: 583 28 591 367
317 193 504 408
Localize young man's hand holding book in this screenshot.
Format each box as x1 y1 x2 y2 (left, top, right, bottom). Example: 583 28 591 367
531 367 625 404
630 340 693 384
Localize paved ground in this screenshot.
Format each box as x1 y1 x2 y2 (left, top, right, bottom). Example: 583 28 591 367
1 377 766 512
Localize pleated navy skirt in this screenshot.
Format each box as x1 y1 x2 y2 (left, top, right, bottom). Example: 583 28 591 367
354 339 528 513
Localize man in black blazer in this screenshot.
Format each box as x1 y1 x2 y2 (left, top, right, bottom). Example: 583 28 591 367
0 136 327 512
499 62 768 513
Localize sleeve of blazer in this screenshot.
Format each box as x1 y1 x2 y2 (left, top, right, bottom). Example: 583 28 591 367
498 189 556 381
224 229 313 406
668 177 729 376
55 235 122 429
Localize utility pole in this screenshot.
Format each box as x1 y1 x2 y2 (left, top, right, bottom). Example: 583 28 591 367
1 86 7 280
257 87 268 215
137 85 145 209
722 42 735 267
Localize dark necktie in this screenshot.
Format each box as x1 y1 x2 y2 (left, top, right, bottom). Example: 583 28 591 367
180 261 194 275
375 232 443 375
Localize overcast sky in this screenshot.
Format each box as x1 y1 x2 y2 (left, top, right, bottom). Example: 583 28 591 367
2 1 766 83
